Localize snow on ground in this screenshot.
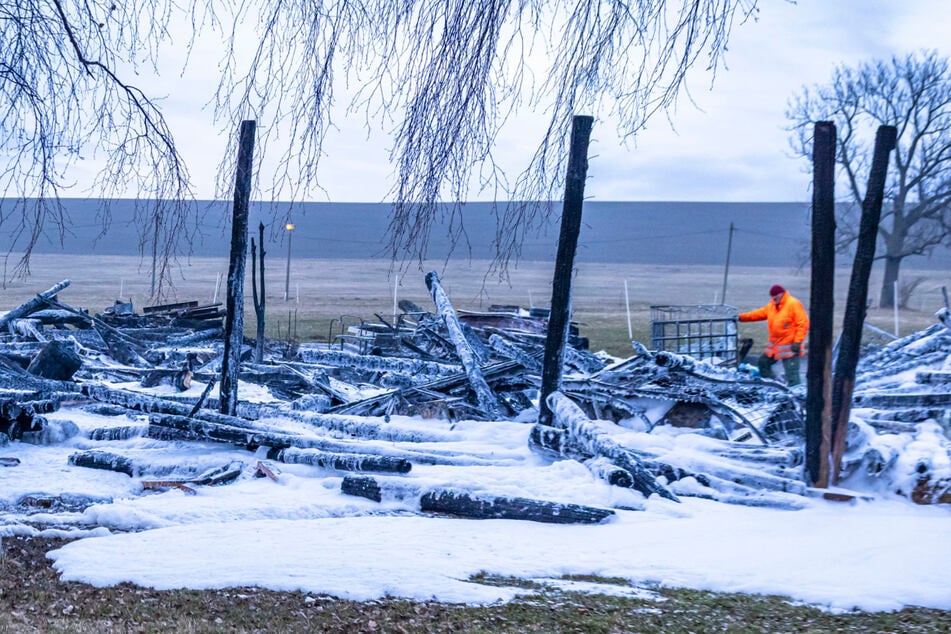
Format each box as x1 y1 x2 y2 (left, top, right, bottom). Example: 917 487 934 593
2 383 950 613
46 499 951 612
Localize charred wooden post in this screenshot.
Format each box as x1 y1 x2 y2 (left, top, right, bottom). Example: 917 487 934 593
539 115 593 426
148 413 295 450
0 280 71 332
340 475 383 502
267 447 412 474
67 449 179 479
26 340 81 381
220 119 256 416
148 413 462 466
68 450 136 476
251 222 266 364
425 271 500 418
88 426 149 441
420 490 615 524
830 125 897 484
805 120 836 488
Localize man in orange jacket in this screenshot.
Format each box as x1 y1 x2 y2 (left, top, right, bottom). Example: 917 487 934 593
738 284 809 386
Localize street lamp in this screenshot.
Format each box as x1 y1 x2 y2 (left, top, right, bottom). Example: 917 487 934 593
284 222 295 301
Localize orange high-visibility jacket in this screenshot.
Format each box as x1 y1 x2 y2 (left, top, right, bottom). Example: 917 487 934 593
738 291 809 359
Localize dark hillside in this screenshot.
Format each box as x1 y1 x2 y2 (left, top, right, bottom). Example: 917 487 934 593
4 198 949 269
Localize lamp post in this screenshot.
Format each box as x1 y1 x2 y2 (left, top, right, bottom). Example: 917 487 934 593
284 222 294 301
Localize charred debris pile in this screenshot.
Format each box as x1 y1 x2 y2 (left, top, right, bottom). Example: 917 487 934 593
1 278 949 528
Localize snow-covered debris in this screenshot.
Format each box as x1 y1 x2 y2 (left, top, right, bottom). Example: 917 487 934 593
0 275 950 609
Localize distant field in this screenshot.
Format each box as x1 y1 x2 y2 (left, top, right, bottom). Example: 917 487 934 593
1 254 947 357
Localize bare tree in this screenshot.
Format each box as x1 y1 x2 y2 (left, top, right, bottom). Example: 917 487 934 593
3 0 760 288
215 0 760 274
787 51 951 308
0 0 207 294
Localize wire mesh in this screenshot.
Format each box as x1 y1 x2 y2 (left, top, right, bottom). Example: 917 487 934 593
650 304 739 366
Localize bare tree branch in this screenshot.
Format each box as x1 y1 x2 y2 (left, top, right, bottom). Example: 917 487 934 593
786 51 951 307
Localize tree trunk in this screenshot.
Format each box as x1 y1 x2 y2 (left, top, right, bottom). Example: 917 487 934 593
220 120 256 416
879 254 902 308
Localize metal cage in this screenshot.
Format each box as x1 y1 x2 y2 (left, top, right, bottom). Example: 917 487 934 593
650 304 739 366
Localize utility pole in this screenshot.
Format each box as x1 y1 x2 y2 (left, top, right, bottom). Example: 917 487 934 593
284 222 295 301
720 222 735 304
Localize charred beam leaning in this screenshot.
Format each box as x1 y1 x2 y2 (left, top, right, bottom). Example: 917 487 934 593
830 125 897 484
539 115 593 426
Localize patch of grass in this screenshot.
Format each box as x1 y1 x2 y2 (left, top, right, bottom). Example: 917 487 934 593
558 573 631 586
2 538 949 633
4 256 946 359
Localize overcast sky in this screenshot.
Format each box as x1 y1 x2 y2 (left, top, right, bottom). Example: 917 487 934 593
149 0 949 204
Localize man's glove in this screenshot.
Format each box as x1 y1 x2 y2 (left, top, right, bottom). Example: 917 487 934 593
791 342 801 354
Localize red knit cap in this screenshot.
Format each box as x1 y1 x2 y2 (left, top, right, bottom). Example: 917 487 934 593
769 284 786 296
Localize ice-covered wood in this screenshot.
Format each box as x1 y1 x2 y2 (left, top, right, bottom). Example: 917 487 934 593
267 446 412 474
488 334 542 373
853 393 951 408
0 280 71 332
583 457 635 488
283 410 454 443
420 489 615 525
68 450 176 478
294 349 461 377
327 359 523 419
546 391 678 501
916 371 951 385
425 271 501 418
527 423 572 459
88 425 149 441
339 474 433 502
340 474 383 502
